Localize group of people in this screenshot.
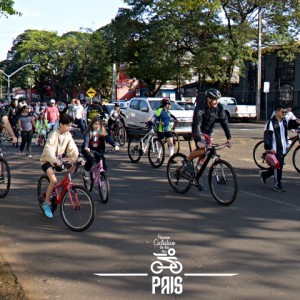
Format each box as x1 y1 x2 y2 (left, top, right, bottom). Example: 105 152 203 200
2 88 299 219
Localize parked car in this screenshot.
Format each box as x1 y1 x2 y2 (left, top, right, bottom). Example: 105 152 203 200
124 97 193 138
219 97 257 121
176 101 195 110
112 100 130 110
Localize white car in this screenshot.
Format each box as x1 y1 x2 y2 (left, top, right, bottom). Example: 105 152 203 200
124 97 193 138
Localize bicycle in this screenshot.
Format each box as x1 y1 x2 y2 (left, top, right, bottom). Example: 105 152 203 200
110 117 127 146
127 122 165 168
82 150 110 203
0 148 11 198
253 129 300 173
166 142 238 206
37 157 96 232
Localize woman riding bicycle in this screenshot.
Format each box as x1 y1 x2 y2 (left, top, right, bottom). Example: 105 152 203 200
40 114 79 219
150 98 177 158
107 103 126 135
183 88 233 173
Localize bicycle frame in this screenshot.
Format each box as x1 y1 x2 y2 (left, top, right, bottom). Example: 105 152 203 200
139 128 156 154
284 130 300 155
90 153 105 183
53 170 80 209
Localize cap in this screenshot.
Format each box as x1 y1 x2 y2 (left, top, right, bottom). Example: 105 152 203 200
50 99 55 104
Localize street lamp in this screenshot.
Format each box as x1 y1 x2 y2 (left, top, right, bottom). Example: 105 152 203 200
0 63 36 101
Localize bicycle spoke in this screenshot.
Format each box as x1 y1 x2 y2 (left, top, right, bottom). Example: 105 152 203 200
208 160 238 206
167 153 192 193
60 186 95 232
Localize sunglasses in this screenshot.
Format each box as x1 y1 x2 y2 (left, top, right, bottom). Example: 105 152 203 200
281 110 287 114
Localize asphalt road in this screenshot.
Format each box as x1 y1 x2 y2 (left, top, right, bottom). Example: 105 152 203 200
0 122 300 300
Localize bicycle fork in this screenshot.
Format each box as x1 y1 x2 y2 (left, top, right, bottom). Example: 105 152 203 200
67 185 82 210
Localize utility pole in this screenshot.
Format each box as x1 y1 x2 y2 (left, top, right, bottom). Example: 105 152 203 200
111 62 117 102
256 8 262 121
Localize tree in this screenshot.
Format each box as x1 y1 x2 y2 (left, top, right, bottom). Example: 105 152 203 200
0 0 21 18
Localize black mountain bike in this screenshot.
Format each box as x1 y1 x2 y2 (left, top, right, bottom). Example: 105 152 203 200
167 142 238 206
253 129 300 173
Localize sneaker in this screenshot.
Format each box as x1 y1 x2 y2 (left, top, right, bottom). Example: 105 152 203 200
16 151 22 155
41 202 53 218
114 145 120 151
259 170 267 184
274 185 285 192
27 154 32 158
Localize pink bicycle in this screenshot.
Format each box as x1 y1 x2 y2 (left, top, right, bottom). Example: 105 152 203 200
83 150 110 203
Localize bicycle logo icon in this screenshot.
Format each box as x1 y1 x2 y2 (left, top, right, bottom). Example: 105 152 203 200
150 248 183 275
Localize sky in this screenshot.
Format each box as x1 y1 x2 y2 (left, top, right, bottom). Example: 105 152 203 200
0 0 128 61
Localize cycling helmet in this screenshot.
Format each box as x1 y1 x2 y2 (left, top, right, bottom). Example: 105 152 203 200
161 98 171 106
205 88 221 99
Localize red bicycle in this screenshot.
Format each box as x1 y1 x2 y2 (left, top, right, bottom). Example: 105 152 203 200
37 157 96 232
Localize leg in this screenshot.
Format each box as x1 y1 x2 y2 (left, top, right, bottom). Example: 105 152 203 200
26 130 33 156
19 131 27 153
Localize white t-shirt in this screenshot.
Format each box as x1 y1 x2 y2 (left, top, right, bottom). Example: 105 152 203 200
73 105 84 119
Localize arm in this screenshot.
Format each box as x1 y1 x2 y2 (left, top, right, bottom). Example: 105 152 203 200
2 116 17 144
65 136 79 162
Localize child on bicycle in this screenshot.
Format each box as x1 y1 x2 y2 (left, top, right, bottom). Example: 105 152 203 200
40 114 79 218
35 112 48 146
82 116 119 176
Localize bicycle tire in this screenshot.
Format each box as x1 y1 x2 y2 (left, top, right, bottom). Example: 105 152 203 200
208 159 238 206
98 174 110 203
128 136 142 163
166 153 192 194
0 157 11 198
60 185 95 232
117 127 127 146
83 171 94 192
292 145 300 174
37 175 50 212
253 140 269 170
148 137 165 168
172 131 180 153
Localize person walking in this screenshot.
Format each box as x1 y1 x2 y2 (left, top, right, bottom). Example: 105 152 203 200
260 104 300 192
7 98 20 147
17 105 36 157
45 99 60 131
72 98 86 134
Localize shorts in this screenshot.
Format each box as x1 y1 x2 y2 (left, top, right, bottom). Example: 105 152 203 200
41 162 53 173
157 131 172 139
194 133 212 148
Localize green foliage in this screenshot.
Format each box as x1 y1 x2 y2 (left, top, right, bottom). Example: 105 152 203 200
0 0 21 17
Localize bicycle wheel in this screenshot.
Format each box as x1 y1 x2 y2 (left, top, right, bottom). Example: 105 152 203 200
117 127 127 146
0 157 11 198
166 153 192 194
148 137 165 168
37 175 50 212
172 132 180 153
98 174 110 203
60 185 95 232
128 136 142 163
83 171 94 192
292 145 300 174
253 140 269 170
208 159 238 206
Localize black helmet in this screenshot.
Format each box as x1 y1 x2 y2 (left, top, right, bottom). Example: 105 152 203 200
205 88 221 99
161 98 171 106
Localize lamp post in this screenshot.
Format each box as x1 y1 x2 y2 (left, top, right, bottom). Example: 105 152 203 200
0 64 36 101
256 8 262 121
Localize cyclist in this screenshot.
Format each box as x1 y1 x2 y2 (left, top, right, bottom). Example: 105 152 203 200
107 103 126 135
183 88 233 174
35 112 49 146
86 99 103 124
40 114 79 218
259 104 300 192
81 116 119 178
150 98 177 159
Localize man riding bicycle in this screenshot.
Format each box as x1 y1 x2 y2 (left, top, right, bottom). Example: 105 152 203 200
183 88 233 174
107 103 126 135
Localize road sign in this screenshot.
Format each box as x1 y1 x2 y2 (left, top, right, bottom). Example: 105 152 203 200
86 87 97 99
